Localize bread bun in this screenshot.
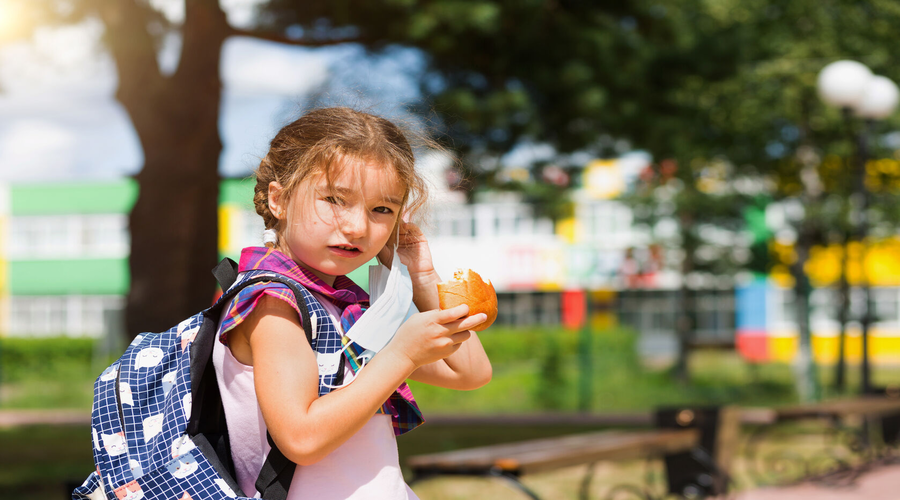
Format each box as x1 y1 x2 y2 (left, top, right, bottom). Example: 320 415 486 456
437 269 498 332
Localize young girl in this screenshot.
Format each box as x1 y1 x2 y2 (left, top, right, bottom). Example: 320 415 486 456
213 107 492 499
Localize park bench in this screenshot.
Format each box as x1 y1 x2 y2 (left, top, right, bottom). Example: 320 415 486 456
741 394 900 485
408 407 740 500
741 394 900 426
742 393 900 448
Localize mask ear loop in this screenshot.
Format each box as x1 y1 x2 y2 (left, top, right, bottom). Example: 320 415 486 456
319 344 351 389
319 344 374 390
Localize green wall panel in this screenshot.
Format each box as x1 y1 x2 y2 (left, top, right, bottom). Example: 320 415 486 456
12 180 138 215
220 177 256 208
11 178 258 215
346 260 372 293
10 259 129 295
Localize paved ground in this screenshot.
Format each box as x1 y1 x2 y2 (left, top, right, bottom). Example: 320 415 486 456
735 462 900 499
0 409 90 427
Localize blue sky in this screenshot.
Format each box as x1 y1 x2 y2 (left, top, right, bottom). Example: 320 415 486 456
0 2 622 189
0 4 429 183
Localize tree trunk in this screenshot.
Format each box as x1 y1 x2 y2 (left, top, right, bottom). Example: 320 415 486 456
835 232 850 392
791 228 818 402
100 1 229 337
126 106 223 336
674 213 695 383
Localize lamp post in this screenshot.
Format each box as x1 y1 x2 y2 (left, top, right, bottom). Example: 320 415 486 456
817 60 899 394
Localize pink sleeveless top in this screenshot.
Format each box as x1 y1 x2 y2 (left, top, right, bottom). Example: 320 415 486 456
212 291 418 499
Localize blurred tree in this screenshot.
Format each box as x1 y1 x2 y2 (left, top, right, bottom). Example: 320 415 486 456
260 0 900 389
11 1 348 337
12 0 900 353
624 1 900 391
258 0 757 381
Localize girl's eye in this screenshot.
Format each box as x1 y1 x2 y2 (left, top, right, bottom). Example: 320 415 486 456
324 196 345 206
373 206 394 215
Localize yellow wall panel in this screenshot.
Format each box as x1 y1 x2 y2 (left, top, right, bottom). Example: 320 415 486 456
807 332 900 365
811 335 838 364
218 205 234 252
843 333 863 364
870 335 900 364
556 217 579 244
590 311 617 331
769 335 798 362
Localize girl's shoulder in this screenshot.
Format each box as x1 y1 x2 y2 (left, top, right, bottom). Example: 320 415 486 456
219 279 307 345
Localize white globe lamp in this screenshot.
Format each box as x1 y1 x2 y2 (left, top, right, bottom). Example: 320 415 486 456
855 76 900 120
817 60 873 109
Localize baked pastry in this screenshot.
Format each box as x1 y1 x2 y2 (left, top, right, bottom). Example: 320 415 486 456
437 269 498 332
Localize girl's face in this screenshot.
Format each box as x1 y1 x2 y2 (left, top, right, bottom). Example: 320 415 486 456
269 158 405 286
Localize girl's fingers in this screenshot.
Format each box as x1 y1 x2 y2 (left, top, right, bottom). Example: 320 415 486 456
377 244 393 266
459 313 488 331
449 330 472 345
440 315 486 336
397 222 426 247
432 306 487 333
435 304 470 323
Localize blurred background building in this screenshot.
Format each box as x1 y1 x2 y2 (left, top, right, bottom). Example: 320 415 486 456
5 154 900 368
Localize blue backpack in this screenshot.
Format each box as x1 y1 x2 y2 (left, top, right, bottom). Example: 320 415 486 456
73 259 347 500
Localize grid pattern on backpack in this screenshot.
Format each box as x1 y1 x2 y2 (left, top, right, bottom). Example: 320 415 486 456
73 271 358 500
123 447 244 500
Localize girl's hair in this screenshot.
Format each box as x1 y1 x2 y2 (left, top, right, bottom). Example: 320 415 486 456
253 107 429 231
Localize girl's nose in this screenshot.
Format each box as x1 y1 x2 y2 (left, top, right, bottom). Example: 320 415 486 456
341 206 367 238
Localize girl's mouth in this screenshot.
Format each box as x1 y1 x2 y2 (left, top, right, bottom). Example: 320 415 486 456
329 245 361 257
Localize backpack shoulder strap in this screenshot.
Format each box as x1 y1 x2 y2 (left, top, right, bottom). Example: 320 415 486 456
199 267 318 500
212 257 239 291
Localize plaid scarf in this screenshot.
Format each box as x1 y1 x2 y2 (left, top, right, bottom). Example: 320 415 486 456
222 246 424 435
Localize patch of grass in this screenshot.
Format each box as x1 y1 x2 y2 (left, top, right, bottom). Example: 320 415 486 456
409 326 802 414
0 337 105 409
0 424 94 499
10 327 881 413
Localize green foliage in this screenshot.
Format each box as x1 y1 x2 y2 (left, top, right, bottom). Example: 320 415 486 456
408 326 801 414
533 333 566 410
262 0 900 276
0 337 95 383
0 425 94 498
265 0 900 161
0 337 101 409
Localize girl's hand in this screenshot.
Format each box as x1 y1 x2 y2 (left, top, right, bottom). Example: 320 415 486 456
385 304 487 369
378 221 443 311
378 221 435 279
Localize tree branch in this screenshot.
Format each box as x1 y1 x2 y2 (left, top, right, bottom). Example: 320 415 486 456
229 27 364 47
97 1 164 124
175 0 230 84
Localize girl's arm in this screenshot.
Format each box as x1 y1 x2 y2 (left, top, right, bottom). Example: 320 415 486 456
380 222 493 390
233 295 481 466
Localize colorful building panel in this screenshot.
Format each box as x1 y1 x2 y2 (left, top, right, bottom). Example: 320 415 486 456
735 276 900 365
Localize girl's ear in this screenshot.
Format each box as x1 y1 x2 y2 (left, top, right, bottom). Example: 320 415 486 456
268 181 286 220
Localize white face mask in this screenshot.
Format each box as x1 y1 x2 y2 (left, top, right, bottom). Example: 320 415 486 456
317 243 417 384
347 244 416 353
